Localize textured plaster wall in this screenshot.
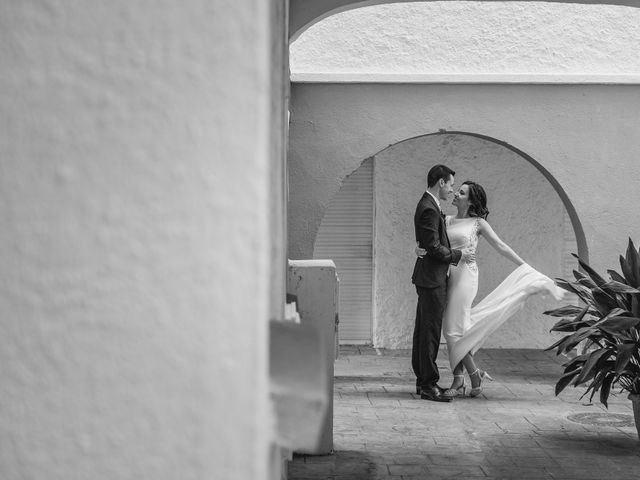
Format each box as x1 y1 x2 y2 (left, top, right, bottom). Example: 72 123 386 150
374 134 568 348
0 1 281 479
288 82 640 346
291 2 640 75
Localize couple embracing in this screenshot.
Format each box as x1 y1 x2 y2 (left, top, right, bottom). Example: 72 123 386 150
411 164 563 403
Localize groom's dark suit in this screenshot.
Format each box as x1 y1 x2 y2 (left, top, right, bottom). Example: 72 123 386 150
412 192 462 393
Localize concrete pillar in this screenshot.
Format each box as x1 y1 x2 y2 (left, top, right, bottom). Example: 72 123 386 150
287 260 339 454
0 1 287 479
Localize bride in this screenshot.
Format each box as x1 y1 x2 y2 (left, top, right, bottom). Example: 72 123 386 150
417 180 564 398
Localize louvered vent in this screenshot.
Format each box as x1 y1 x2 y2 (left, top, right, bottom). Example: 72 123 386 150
314 158 373 343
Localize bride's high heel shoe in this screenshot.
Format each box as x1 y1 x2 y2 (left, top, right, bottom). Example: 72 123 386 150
469 369 493 398
443 375 466 398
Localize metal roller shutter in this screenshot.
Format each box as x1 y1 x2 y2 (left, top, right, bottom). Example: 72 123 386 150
313 158 373 343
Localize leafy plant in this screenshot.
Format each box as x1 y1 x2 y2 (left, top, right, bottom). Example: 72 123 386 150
544 238 640 407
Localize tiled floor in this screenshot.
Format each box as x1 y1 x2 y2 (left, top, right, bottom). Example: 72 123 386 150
289 346 640 479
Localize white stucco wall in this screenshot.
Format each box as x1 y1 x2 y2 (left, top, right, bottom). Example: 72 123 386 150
288 82 640 347
291 2 640 75
0 1 284 479
373 134 569 348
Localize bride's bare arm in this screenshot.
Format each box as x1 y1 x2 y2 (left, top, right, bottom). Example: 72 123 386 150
477 219 525 266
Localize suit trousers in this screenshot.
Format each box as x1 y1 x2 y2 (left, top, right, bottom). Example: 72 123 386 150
412 284 447 389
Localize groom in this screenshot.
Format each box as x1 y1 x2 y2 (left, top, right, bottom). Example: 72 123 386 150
412 164 471 402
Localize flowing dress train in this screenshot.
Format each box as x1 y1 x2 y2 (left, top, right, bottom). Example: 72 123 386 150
442 216 565 371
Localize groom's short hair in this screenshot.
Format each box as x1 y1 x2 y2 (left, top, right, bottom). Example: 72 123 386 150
427 164 456 188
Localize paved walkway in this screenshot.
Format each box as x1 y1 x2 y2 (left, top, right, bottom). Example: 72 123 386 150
289 346 640 479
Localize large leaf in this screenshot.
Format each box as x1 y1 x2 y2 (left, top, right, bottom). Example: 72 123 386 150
580 360 616 401
549 305 593 333
620 256 635 288
599 373 615 408
556 279 597 307
555 278 586 297
559 353 589 372
551 317 593 333
547 328 591 352
574 348 611 385
625 238 640 287
556 327 598 355
592 289 618 315
601 280 640 294
550 318 581 333
572 253 607 287
594 307 627 322
583 371 607 403
573 269 597 288
592 308 629 332
608 269 628 284
614 292 632 312
547 330 591 354
599 316 640 334
555 368 581 396
615 343 639 375
544 305 588 317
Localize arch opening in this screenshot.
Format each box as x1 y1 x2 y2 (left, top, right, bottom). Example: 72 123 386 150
311 131 585 347
290 0 640 41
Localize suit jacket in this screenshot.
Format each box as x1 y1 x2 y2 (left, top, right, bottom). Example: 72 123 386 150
411 192 462 288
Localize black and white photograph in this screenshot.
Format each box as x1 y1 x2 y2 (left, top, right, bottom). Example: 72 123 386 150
2 1 640 479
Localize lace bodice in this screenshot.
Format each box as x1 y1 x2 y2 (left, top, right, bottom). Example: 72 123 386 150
446 216 479 270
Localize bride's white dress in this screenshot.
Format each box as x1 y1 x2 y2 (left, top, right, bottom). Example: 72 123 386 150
443 216 565 370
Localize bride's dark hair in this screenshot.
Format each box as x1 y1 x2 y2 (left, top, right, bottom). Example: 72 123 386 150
463 180 490 219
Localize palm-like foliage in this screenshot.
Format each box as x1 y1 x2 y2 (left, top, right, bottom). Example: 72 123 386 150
545 238 640 407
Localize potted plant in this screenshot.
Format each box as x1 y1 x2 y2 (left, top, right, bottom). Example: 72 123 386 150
544 238 640 439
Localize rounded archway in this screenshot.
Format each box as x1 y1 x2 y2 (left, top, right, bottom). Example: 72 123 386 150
313 132 584 348
290 0 640 41
290 2 640 79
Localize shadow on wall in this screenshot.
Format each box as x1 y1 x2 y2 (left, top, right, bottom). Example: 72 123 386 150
313 132 586 349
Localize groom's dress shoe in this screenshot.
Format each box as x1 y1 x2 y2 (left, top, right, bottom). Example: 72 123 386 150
420 385 452 402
